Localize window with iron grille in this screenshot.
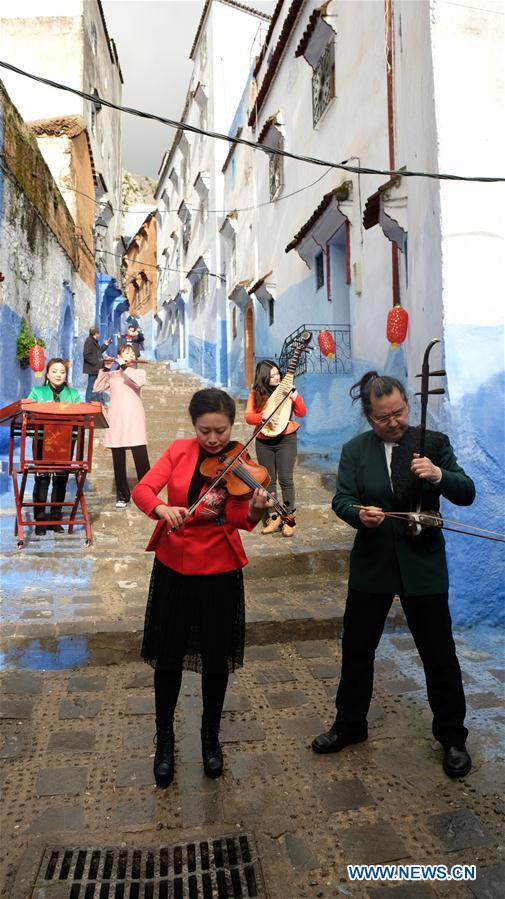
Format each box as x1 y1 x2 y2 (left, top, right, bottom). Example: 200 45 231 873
269 150 283 201
312 41 335 127
201 194 209 224
193 272 209 306
315 252 325 289
182 217 191 255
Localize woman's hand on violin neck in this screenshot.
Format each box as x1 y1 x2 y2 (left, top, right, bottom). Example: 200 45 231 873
154 504 188 529
248 487 273 523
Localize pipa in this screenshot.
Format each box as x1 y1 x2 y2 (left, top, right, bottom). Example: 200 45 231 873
260 330 312 437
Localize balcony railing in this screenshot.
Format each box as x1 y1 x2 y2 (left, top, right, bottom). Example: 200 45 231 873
278 324 351 376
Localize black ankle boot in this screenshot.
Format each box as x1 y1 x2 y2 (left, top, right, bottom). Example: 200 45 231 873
153 725 174 787
201 721 223 779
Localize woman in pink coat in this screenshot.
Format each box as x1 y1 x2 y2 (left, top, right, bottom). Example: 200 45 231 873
94 344 150 507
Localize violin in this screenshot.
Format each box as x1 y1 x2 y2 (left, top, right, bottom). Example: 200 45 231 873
200 441 296 526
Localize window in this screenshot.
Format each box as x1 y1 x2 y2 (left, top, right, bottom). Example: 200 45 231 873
90 89 101 138
315 252 325 290
182 216 191 255
201 194 208 225
269 150 283 201
181 157 188 194
268 297 275 327
232 305 237 340
193 272 209 306
312 41 335 127
90 21 97 55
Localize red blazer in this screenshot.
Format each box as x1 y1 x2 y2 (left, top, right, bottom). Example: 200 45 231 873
132 438 257 575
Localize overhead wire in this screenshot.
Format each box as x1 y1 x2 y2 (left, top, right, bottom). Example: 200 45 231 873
1 147 333 218
0 154 224 285
1 59 504 183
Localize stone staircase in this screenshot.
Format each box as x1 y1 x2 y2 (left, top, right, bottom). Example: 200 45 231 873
0 363 402 668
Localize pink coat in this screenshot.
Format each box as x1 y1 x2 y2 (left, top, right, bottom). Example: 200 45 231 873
94 367 147 448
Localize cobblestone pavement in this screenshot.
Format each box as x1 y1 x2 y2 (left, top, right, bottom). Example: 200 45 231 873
1 366 504 897
1 632 504 899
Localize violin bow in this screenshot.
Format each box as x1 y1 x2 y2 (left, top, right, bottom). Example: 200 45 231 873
173 387 297 526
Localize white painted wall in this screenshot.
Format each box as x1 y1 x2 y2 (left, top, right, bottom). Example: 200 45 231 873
431 0 504 383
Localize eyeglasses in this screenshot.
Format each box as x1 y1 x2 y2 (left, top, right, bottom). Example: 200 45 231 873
369 404 408 425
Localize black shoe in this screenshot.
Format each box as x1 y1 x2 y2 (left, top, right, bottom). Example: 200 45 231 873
442 744 472 778
201 723 223 779
49 524 65 533
312 724 368 754
153 727 174 787
35 524 47 536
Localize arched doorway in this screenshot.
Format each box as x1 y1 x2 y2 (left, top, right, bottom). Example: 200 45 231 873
244 302 255 388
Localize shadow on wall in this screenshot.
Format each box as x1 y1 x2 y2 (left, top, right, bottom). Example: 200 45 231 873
443 370 505 627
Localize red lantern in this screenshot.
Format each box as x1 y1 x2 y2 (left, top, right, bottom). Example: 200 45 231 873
386 304 409 348
29 344 45 377
317 330 337 359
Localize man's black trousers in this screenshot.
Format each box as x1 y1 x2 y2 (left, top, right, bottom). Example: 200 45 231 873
335 589 468 747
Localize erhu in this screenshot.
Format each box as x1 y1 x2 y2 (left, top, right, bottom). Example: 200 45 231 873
355 338 505 543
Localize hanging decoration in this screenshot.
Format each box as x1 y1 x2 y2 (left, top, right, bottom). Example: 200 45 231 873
29 344 45 377
386 304 409 347
317 330 336 359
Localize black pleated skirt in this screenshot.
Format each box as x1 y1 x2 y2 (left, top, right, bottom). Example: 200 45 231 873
141 557 245 673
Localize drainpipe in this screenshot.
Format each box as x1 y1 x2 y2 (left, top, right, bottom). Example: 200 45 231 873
385 0 400 307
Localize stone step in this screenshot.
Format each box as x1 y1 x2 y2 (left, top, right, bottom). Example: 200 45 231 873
1 559 383 668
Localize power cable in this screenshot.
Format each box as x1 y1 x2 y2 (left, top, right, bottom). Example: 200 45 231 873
1 147 333 217
1 59 504 183
0 155 223 285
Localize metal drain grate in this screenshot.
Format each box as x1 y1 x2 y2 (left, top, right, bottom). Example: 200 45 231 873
30 834 267 898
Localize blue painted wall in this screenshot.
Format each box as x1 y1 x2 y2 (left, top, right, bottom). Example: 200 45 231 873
189 335 217 382
441 323 505 627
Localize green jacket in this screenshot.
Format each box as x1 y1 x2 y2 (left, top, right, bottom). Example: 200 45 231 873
28 384 81 404
333 427 476 596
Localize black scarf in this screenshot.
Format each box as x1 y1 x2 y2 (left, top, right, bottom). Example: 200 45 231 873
390 426 445 510
49 383 66 403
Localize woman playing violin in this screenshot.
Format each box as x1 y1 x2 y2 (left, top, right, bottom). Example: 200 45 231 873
132 388 271 788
